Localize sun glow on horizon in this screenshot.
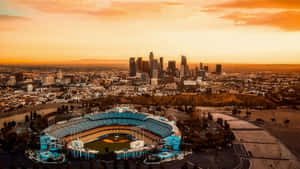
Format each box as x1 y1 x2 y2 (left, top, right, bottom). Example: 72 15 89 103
1 0 300 64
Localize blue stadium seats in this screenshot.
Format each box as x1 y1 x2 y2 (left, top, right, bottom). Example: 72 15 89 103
48 112 173 139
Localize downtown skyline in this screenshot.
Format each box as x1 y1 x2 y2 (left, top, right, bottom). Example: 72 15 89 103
1 0 300 64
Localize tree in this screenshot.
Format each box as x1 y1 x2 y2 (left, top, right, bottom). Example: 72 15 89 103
113 159 117 169
9 165 16 169
232 108 237 115
207 112 213 121
67 162 72 169
284 120 290 127
217 118 223 127
246 111 251 118
37 114 42 120
11 121 16 127
193 165 199 169
30 111 33 120
89 159 95 169
224 120 230 130
181 162 188 169
136 161 141 169
21 164 26 169
43 166 49 169
25 115 29 122
237 110 241 116
33 112 37 119
124 160 130 169
56 164 63 169
32 163 39 169
159 163 165 169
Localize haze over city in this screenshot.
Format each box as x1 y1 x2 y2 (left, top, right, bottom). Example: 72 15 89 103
1 0 300 64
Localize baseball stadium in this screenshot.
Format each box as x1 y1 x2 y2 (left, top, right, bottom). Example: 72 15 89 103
28 107 186 164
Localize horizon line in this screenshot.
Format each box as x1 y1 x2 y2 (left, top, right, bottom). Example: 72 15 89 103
1 59 300 65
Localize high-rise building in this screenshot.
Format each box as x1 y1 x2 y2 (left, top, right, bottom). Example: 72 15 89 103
195 66 199 77
136 57 143 73
152 59 158 70
200 62 203 70
180 64 185 79
56 69 63 80
204 65 209 72
149 52 154 70
181 55 187 66
152 69 159 79
216 64 222 74
181 55 190 78
167 61 176 76
159 57 164 72
142 61 149 73
129 57 136 76
152 59 159 78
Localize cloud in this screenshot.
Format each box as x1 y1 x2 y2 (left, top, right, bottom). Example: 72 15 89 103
0 14 30 31
162 2 184 6
201 0 300 31
11 0 183 18
0 15 29 21
221 11 300 31
210 0 300 9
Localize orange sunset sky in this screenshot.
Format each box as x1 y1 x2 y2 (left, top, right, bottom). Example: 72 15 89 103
1 0 300 64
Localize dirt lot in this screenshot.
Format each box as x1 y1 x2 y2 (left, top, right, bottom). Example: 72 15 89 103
237 108 300 160
197 106 300 160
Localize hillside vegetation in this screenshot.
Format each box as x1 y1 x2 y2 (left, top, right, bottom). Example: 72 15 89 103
94 94 276 108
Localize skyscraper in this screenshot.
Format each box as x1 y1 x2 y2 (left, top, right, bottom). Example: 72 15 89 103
204 65 209 72
136 57 143 73
159 57 164 72
129 57 136 76
181 55 187 66
180 64 185 79
216 64 222 74
180 55 190 78
149 51 154 70
152 59 158 70
152 59 159 78
142 61 149 73
167 61 176 76
56 69 63 80
200 62 203 70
